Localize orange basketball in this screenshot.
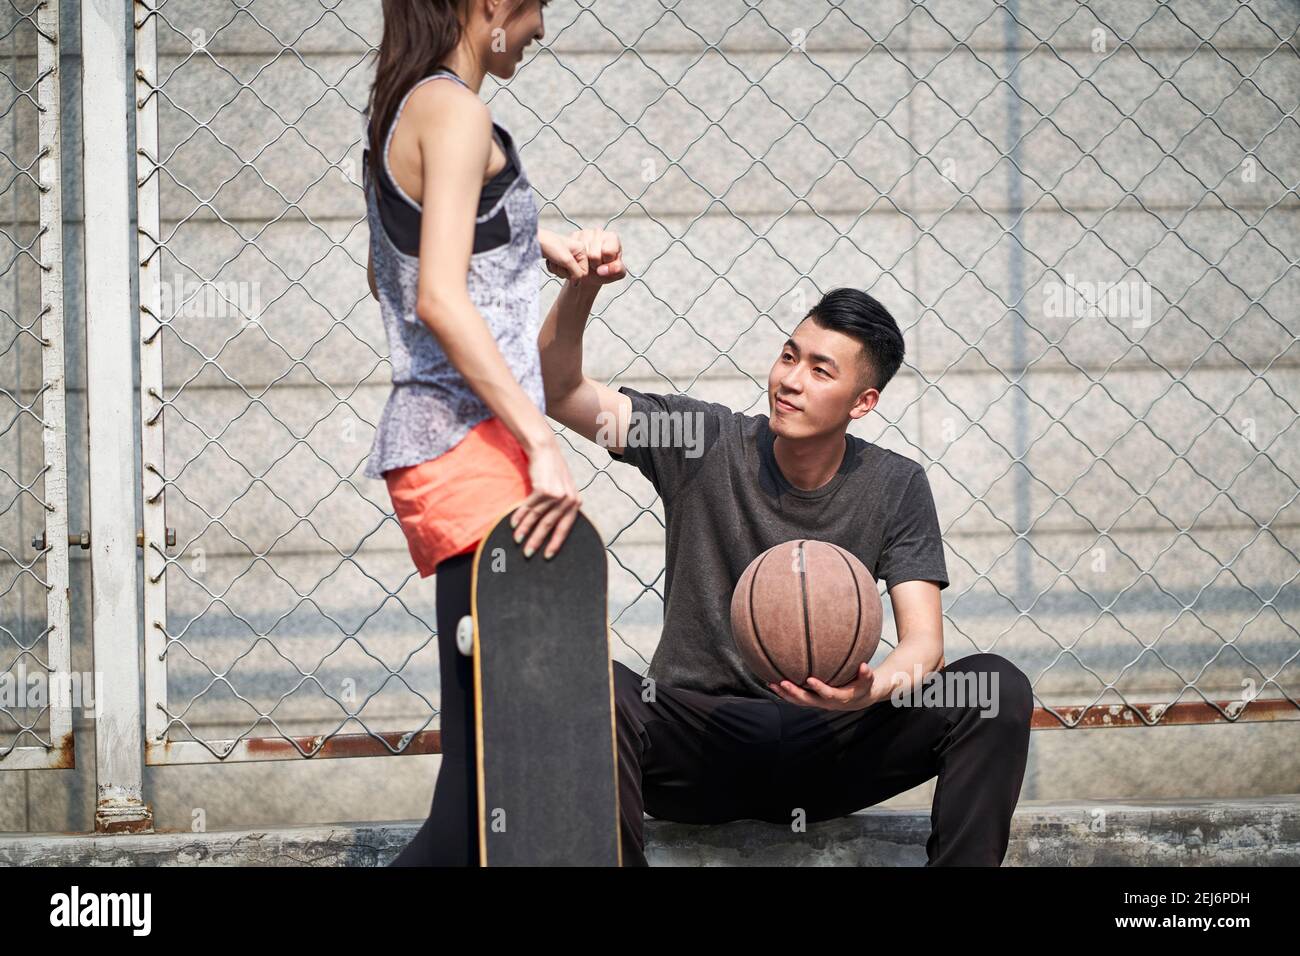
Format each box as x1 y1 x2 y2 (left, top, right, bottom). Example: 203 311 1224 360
730 539 883 687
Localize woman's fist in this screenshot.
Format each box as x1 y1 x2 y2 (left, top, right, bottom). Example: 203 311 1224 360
538 227 586 281
538 226 625 288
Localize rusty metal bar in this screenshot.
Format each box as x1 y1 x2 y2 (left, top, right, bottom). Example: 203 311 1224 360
1032 697 1300 730
146 729 442 765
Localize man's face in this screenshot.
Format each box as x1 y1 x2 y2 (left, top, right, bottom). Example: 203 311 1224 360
766 318 878 438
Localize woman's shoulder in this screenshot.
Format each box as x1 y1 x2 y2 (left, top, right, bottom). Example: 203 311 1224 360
403 75 491 130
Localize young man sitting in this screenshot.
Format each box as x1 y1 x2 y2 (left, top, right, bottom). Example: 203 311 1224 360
528 229 1033 866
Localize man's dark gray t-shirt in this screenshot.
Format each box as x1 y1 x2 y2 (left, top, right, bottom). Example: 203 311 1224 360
608 386 949 701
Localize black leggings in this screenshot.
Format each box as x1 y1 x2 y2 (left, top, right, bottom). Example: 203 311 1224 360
389 549 480 866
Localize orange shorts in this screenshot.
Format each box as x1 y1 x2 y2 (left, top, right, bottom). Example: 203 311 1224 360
384 416 532 577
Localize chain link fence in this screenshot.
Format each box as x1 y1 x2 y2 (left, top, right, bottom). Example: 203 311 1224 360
0 0 71 770
124 0 1297 768
133 0 433 763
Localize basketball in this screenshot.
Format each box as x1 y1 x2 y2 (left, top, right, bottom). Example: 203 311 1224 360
730 540 883 687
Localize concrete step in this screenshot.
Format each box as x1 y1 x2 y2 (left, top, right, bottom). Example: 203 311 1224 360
2 795 1297 866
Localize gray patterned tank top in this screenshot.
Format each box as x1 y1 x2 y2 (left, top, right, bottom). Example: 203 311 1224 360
362 69 546 480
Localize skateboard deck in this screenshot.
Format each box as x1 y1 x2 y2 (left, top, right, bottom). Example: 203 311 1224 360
468 505 621 866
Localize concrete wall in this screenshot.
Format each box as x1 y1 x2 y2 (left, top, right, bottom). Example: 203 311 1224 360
1 0 1297 836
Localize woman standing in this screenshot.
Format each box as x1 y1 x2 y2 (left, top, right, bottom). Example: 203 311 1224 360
362 0 624 865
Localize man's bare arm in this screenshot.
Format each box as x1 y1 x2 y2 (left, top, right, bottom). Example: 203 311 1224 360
538 280 632 455
867 580 945 704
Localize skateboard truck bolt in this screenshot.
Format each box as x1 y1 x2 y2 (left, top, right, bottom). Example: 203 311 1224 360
456 614 474 657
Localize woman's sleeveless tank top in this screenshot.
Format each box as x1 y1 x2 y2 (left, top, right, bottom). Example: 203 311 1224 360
362 67 546 480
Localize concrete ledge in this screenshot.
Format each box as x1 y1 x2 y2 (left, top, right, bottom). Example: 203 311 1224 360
649 796 1300 866
2 796 1297 866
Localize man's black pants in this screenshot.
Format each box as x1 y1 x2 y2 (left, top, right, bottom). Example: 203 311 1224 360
613 653 1033 866
386 550 1032 867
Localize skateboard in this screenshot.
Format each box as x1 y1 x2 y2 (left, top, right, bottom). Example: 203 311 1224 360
457 505 621 866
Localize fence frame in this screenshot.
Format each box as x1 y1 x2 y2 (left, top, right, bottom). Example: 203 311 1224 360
129 0 1300 768
25 0 1294 790
0 0 73 772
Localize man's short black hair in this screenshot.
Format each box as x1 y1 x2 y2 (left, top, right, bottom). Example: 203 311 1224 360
802 287 905 393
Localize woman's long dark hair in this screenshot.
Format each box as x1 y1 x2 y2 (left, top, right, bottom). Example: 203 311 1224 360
365 0 469 188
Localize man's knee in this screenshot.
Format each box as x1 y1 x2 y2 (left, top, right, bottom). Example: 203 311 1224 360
612 660 651 743
943 652 1033 730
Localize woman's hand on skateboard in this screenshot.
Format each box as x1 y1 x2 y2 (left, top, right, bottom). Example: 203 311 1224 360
512 434 582 560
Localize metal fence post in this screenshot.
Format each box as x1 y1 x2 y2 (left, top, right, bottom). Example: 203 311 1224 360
81 0 152 834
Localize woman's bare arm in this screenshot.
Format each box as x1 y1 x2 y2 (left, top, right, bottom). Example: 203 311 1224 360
407 81 552 455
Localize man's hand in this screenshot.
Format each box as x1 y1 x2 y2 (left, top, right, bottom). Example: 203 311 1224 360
769 662 878 711
570 228 624 288
539 226 625 289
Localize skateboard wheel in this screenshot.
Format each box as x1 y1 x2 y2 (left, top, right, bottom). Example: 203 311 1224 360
456 614 474 656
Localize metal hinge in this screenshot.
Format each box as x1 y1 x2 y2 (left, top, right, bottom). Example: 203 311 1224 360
32 528 176 550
